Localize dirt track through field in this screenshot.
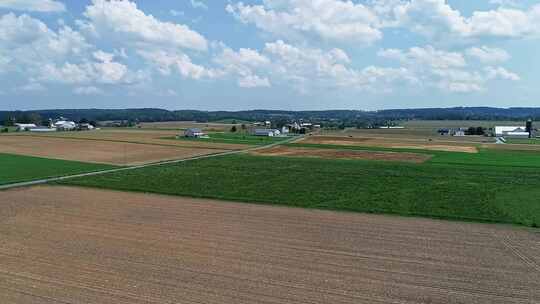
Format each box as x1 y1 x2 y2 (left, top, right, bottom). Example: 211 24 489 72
1 186 539 304
252 146 432 163
0 136 227 165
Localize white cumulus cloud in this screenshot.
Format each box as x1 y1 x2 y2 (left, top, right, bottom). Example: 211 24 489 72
466 46 510 63
226 0 382 45
80 0 208 51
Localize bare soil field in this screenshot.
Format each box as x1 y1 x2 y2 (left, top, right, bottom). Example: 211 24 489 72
138 121 239 132
322 128 495 143
7 129 251 150
0 136 226 165
0 186 538 304
301 136 479 153
252 146 432 163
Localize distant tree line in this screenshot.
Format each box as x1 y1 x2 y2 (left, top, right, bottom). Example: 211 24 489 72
2 107 540 127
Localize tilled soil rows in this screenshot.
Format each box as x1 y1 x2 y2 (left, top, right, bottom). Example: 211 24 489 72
5 129 251 150
1 186 539 304
0 136 227 165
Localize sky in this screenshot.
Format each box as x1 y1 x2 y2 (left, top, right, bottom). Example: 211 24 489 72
0 0 539 111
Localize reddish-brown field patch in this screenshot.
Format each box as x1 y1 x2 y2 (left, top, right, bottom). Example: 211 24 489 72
252 146 432 163
302 135 479 153
0 136 226 165
0 186 538 303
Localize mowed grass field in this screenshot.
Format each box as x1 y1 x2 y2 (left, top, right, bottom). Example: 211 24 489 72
0 153 115 185
61 142 540 227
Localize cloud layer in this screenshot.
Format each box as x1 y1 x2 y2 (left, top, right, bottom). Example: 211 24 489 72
0 0 536 108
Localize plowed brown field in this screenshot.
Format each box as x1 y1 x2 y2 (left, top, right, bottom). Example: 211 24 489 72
0 136 226 165
6 129 251 150
301 136 479 153
251 146 432 163
1 186 539 304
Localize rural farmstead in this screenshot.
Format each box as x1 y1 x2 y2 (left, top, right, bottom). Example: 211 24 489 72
1 1 540 303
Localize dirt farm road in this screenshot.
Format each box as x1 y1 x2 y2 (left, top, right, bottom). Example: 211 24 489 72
1 186 539 304
0 135 302 191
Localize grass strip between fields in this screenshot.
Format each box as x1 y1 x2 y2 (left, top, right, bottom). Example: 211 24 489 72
0 153 117 186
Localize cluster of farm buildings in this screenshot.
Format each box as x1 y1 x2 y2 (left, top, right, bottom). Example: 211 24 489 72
184 120 321 138
14 118 95 132
438 119 537 140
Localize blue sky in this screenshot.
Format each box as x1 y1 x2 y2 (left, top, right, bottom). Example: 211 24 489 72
0 0 539 111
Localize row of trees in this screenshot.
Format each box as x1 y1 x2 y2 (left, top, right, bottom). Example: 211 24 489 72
4 108 540 126
465 127 486 136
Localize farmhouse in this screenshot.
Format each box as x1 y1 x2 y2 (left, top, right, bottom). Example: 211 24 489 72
453 129 466 136
254 129 280 137
184 128 206 138
54 120 77 131
495 126 529 138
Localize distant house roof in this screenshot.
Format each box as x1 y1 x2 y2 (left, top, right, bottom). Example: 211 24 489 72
186 128 203 133
495 126 527 136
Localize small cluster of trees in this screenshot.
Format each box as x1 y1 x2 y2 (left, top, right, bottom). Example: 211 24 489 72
465 127 486 136
230 124 247 133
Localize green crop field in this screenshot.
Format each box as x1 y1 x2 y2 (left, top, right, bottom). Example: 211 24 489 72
173 132 291 145
0 153 116 186
60 148 540 227
506 138 540 145
287 143 540 168
210 119 252 124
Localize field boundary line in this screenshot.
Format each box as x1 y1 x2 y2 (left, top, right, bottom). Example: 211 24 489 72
0 135 301 191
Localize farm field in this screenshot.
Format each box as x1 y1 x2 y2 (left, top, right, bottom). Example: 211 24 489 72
402 119 526 129
61 150 540 227
322 127 495 141
288 143 540 168
175 132 290 145
0 153 115 185
7 129 252 150
0 135 228 165
300 135 480 153
506 138 540 145
137 121 240 131
1 186 538 303
251 145 432 163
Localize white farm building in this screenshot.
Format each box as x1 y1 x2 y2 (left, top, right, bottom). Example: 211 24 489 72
495 126 529 138
15 123 37 131
53 121 77 131
254 129 281 137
